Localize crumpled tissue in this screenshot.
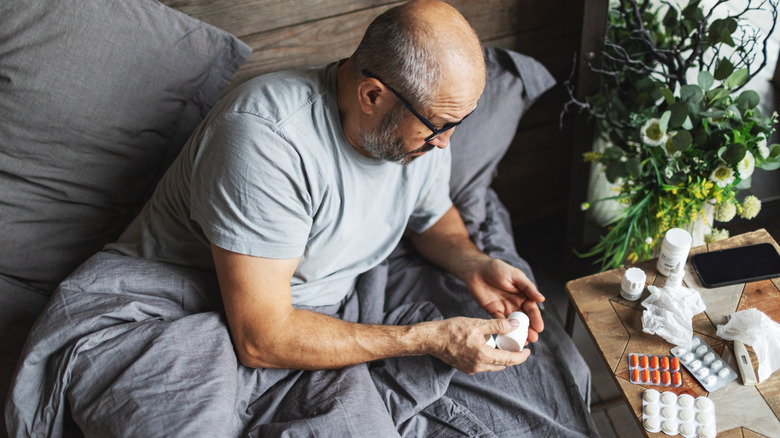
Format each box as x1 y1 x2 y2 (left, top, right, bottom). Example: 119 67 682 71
641 284 706 350
716 308 780 383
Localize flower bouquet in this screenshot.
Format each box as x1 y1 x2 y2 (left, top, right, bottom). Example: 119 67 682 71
567 0 780 270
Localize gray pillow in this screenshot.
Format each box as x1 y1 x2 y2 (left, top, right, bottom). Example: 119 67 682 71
0 0 251 293
449 47 555 232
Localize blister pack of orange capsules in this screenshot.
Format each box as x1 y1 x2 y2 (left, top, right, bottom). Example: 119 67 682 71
629 353 683 387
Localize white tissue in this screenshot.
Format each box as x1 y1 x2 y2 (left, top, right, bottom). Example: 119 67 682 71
641 284 706 349
716 308 780 383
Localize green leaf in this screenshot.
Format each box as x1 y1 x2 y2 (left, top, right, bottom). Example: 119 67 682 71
668 102 689 128
714 58 734 81
725 68 749 89
682 116 694 130
700 109 726 118
727 104 743 123
626 157 642 178
722 143 746 165
680 84 704 104
698 71 714 91
605 162 628 183
705 87 730 103
671 130 693 152
663 7 679 28
660 87 675 105
660 111 671 132
770 144 780 159
604 146 624 160
737 90 760 109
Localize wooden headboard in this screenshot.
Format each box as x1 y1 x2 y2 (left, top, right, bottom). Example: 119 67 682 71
162 0 588 240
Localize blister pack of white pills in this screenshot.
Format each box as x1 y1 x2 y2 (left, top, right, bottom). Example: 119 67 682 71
642 389 716 437
670 336 737 392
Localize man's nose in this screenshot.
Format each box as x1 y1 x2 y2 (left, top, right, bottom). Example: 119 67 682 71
429 129 455 149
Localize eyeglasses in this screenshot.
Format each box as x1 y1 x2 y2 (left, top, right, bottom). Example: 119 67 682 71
361 70 475 142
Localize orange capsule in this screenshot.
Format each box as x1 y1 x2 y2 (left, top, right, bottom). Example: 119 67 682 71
671 357 680 371
652 370 661 384
662 371 671 385
642 369 651 383
632 368 640 382
631 354 639 368
640 355 649 368
661 356 670 370
673 371 682 386
650 356 659 369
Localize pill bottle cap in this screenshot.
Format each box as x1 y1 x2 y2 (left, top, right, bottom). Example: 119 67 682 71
620 267 646 301
662 228 692 255
507 311 529 329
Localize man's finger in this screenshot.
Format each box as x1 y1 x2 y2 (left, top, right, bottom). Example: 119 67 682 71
522 301 544 334
512 271 545 303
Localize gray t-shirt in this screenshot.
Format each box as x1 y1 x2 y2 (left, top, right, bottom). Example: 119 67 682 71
107 62 453 306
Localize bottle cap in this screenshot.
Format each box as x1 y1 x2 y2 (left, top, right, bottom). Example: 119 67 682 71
662 228 692 254
621 267 646 301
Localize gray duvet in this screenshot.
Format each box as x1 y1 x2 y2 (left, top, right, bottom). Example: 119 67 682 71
5 192 599 437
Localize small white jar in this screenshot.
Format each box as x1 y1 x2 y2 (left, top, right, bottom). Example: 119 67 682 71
496 312 529 352
620 267 646 301
656 228 692 276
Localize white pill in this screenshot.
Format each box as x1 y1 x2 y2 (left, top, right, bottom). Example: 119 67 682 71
697 367 710 378
697 411 714 423
702 352 715 364
662 420 678 434
705 376 718 387
692 337 701 347
680 422 695 436
644 416 661 431
671 346 686 356
678 394 694 408
662 406 677 419
699 424 716 438
689 360 702 371
682 352 695 362
661 392 677 404
710 360 723 371
696 345 708 355
695 397 714 410
644 389 660 402
644 403 660 416
718 367 731 378
679 408 694 421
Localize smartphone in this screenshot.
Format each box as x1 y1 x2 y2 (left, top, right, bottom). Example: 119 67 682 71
691 242 780 288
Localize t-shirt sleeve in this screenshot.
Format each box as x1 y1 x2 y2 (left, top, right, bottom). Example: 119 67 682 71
406 145 453 233
190 111 312 259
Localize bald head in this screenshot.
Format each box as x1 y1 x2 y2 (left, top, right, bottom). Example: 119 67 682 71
352 0 485 109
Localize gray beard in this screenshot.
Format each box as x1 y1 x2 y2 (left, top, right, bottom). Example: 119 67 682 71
359 106 429 165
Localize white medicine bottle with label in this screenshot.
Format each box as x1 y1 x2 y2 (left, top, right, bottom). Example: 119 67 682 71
656 228 692 276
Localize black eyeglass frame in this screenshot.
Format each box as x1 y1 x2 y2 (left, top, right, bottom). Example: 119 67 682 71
361 69 475 142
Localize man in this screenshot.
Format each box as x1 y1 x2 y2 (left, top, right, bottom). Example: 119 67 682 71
109 0 545 375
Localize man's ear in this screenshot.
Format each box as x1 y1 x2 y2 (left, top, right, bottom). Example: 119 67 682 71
357 78 386 116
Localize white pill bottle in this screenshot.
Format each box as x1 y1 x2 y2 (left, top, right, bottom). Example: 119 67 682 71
496 312 530 352
656 228 692 276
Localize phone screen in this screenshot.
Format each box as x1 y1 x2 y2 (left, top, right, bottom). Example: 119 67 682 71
691 243 780 288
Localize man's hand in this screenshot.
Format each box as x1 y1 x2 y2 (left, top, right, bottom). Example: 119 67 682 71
463 258 545 343
422 317 531 374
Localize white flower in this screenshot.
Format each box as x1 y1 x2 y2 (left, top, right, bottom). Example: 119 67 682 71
737 151 755 179
714 202 736 222
739 195 761 220
705 229 730 243
645 237 653 245
580 202 590 211
709 165 735 188
757 135 770 159
641 118 668 146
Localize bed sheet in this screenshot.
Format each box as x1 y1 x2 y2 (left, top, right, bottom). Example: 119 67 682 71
5 190 598 437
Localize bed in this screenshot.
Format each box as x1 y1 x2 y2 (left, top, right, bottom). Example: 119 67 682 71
1 0 598 436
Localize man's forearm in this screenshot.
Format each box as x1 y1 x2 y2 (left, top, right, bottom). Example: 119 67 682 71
240 308 438 369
